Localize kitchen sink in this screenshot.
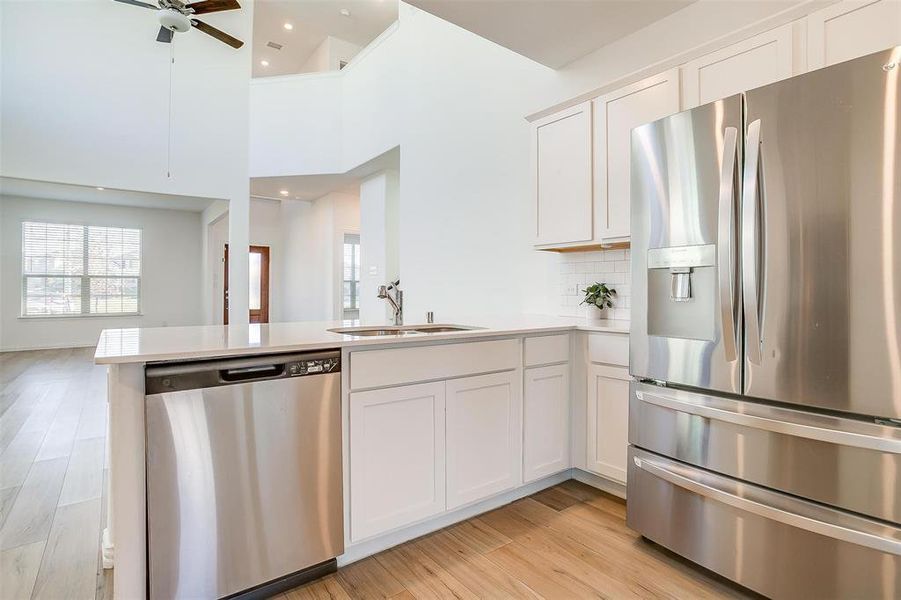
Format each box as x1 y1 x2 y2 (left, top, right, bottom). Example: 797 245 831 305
328 324 480 336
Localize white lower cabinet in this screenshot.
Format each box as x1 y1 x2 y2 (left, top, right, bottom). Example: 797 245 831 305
349 381 446 541
445 371 522 510
523 364 570 483
587 364 630 483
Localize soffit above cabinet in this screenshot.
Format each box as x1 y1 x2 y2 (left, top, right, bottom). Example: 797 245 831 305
407 0 695 68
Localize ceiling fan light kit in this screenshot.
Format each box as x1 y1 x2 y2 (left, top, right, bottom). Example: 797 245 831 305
114 0 245 49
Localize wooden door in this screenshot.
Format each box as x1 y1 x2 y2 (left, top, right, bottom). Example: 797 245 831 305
445 371 522 509
224 244 270 324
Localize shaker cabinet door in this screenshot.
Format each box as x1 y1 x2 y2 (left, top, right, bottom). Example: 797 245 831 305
593 68 680 242
523 364 570 483
587 364 630 483
349 381 446 541
532 101 594 246
446 371 522 509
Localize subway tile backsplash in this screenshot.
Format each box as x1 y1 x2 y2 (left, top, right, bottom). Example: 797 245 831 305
556 249 632 321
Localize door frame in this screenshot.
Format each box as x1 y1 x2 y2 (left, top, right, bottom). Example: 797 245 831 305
224 244 270 324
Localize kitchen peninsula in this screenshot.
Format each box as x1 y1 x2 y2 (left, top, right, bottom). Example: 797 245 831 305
95 315 630 599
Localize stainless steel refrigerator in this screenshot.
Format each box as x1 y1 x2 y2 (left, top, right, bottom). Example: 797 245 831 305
628 46 901 599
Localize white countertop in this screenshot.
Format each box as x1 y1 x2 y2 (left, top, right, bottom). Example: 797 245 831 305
94 315 630 364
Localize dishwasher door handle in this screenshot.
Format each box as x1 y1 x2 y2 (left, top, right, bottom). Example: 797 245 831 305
220 363 285 383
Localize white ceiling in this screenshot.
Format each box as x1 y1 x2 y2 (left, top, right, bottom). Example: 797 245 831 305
251 146 399 200
407 0 697 68
252 0 398 77
0 178 218 212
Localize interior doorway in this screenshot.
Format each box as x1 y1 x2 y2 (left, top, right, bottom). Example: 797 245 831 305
224 244 270 324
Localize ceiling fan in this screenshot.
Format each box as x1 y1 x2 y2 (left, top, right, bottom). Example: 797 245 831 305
114 0 244 49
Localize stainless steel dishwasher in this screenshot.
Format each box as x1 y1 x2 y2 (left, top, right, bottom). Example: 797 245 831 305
145 350 344 600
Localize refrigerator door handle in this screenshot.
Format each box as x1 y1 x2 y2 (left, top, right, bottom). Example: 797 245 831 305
635 388 901 453
632 452 901 555
742 118 763 364
717 126 739 362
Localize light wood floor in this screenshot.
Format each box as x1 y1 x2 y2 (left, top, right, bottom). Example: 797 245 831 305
280 480 754 600
0 348 112 600
0 349 752 600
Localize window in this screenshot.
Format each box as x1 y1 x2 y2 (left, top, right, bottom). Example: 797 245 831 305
342 233 360 320
22 222 141 316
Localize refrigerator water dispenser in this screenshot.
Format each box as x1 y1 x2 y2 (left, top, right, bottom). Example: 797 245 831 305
647 244 716 341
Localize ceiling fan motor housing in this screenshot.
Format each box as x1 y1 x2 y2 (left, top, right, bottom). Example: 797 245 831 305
159 9 192 32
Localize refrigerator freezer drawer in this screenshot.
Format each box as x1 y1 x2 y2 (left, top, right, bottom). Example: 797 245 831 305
627 447 901 600
629 381 901 523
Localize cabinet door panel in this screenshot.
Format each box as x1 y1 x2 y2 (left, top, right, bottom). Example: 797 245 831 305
807 0 901 69
681 23 797 108
587 364 630 483
523 364 570 482
533 102 593 245
446 371 522 509
350 382 445 541
594 69 680 241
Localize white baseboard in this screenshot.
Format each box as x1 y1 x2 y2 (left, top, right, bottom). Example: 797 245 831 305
338 470 571 566
572 468 627 499
338 468 627 566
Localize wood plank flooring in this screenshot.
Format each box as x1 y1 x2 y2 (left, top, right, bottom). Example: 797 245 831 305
1 349 752 600
281 480 754 600
0 348 112 600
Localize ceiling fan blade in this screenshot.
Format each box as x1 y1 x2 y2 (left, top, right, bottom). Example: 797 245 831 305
186 0 240 15
191 19 243 48
156 26 174 43
113 0 158 9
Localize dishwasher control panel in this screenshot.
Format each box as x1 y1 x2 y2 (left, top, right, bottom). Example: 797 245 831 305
288 356 340 376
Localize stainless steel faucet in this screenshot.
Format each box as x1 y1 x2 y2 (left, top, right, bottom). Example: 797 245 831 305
377 279 403 326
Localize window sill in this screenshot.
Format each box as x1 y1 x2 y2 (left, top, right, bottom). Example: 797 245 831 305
18 313 144 320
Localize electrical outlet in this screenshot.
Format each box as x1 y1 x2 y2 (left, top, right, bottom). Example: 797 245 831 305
566 283 580 295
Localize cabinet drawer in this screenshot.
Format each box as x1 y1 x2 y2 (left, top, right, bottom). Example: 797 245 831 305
350 339 521 390
588 332 629 366
524 334 570 366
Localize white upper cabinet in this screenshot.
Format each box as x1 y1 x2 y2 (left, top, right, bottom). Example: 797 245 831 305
349 381 446 541
807 0 901 69
681 23 801 109
445 371 522 510
532 102 593 246
523 364 570 483
593 68 680 242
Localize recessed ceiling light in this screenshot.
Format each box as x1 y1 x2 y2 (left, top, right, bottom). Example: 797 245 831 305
96 187 105 191
260 59 269 67
283 22 294 30
339 8 350 16
279 190 289 196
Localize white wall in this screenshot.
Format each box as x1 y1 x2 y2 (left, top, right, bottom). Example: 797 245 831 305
277 192 360 323
1 0 253 326
301 36 362 73
0 196 203 351
359 170 399 323
249 0 824 323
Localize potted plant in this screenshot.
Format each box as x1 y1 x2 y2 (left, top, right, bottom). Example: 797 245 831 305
581 282 616 318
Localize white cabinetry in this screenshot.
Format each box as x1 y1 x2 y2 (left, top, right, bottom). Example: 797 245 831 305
532 102 593 246
807 0 901 69
446 371 522 509
349 381 446 541
681 23 800 109
586 364 630 484
523 363 570 483
593 68 680 242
